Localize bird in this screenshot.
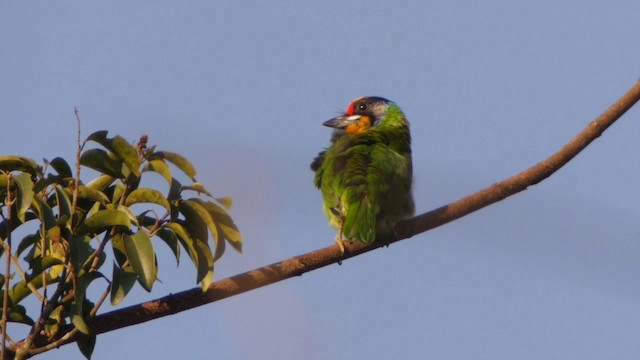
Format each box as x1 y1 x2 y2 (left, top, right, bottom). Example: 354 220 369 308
311 96 414 254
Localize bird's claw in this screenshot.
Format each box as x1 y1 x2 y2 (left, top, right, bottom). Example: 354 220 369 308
334 237 346 257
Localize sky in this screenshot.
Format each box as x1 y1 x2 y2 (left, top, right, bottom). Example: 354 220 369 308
1 1 639 359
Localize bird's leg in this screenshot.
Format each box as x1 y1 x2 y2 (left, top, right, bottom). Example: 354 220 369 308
334 221 346 256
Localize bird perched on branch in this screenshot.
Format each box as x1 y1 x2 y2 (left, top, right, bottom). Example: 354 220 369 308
311 96 414 253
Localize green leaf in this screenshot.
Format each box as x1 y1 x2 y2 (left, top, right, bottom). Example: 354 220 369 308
49 157 73 178
45 305 64 340
54 185 73 227
77 209 131 236
86 130 140 176
80 148 125 178
77 185 110 206
116 205 140 228
180 199 219 250
0 173 7 192
33 173 63 193
155 151 196 179
86 174 116 192
0 155 39 175
195 239 214 291
143 159 172 185
110 233 127 267
181 182 212 197
77 333 96 360
69 235 94 274
73 271 102 335
14 172 35 223
0 212 37 242
6 305 35 325
9 273 56 305
123 231 156 292
216 195 233 210
192 199 243 254
31 196 57 230
26 256 65 282
110 263 138 305
156 228 180 265
167 221 207 283
125 188 171 211
72 313 90 336
16 232 39 257
107 182 126 204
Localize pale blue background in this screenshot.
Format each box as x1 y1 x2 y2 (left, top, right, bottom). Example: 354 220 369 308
1 2 639 359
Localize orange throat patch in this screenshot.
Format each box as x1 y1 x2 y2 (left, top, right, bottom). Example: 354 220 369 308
345 115 371 135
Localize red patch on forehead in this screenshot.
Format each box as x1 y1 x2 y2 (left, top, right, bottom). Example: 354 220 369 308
345 101 355 115
345 97 365 115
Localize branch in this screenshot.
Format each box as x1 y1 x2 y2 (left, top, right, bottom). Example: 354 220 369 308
28 80 640 355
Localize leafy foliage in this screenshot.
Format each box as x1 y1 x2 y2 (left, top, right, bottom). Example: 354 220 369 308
0 132 241 359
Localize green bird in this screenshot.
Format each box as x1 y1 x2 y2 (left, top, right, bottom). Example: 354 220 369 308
311 96 414 253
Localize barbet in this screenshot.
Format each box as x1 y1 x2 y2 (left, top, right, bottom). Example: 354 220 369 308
311 96 414 253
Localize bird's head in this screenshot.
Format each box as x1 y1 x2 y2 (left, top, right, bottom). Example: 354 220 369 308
323 96 402 135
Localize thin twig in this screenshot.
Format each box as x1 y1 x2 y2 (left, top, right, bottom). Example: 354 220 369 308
71 107 82 230
8 256 43 303
1 173 16 360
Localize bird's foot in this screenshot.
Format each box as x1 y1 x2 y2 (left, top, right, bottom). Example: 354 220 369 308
334 237 346 255
334 236 347 265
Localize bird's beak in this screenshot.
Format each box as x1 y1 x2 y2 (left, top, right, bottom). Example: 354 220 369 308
323 114 362 129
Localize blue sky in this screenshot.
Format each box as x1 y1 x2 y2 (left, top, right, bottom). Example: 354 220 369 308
1 2 639 359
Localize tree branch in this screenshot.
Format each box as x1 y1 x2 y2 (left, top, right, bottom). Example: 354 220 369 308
28 79 640 355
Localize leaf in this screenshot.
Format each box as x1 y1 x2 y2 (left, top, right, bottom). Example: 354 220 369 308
72 312 90 336
77 209 131 236
216 195 233 210
16 232 39 257
156 228 180 265
6 305 35 325
195 240 214 291
54 185 73 227
180 199 219 250
9 273 55 305
193 199 243 254
73 272 102 335
45 305 64 339
77 185 110 206
116 205 140 228
181 182 212 197
0 155 39 175
86 130 140 177
69 235 94 274
0 173 7 192
143 159 172 185
108 182 126 204
125 188 171 211
77 333 96 360
26 256 65 282
110 233 127 267
155 151 196 179
33 173 63 193
49 157 73 178
168 221 208 284
0 213 37 241
86 174 116 192
14 172 34 223
110 263 138 305
80 148 125 178
123 231 156 292
31 196 57 230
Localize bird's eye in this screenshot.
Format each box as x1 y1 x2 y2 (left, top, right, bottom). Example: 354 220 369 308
358 103 366 111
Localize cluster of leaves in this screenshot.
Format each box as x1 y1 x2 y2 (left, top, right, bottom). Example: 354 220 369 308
0 131 241 359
